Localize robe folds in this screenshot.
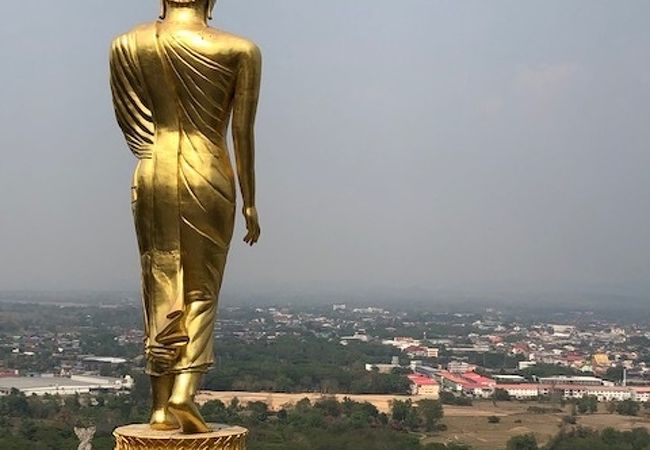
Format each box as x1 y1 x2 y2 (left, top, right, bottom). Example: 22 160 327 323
110 23 237 376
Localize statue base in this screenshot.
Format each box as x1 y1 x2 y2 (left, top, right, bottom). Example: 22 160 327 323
113 424 248 450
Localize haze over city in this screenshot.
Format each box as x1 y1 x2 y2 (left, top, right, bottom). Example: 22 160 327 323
1 1 649 301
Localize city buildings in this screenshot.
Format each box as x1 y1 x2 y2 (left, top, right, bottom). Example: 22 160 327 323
1 300 649 406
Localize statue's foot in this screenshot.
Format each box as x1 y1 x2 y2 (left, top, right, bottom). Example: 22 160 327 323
168 398 211 434
150 408 180 431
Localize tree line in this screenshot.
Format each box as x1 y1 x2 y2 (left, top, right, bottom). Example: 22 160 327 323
204 335 411 394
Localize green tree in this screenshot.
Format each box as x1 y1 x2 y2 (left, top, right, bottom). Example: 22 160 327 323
417 399 444 431
507 434 539 450
494 388 511 402
200 400 229 423
1 389 30 416
391 399 412 422
547 427 650 450
577 396 598 414
616 399 640 416
604 367 624 383
390 399 422 431
315 397 342 417
521 364 579 379
247 401 269 422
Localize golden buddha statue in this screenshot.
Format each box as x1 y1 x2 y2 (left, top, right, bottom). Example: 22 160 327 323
109 0 261 434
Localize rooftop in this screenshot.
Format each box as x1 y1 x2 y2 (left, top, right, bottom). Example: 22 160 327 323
0 375 122 390
407 375 438 386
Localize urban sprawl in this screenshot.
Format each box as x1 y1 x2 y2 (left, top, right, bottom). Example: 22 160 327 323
0 300 649 407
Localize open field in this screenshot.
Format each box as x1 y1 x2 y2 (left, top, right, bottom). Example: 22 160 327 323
197 391 424 413
429 401 650 450
197 392 650 450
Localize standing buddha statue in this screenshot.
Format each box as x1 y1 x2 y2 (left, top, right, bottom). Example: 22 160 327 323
109 0 262 434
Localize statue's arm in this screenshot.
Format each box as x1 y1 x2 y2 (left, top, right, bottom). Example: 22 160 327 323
109 34 154 159
232 42 262 245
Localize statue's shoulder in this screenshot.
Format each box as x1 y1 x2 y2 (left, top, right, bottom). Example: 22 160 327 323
111 22 157 50
204 28 261 58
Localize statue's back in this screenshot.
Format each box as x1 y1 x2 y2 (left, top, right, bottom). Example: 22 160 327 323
109 21 260 377
112 22 253 160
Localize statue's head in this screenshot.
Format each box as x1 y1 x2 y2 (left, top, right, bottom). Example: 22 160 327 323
160 0 217 21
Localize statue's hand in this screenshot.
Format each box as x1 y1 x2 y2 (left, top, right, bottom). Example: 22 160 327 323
243 206 261 246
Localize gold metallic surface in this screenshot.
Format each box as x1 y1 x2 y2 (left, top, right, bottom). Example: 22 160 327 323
109 0 261 434
113 424 248 450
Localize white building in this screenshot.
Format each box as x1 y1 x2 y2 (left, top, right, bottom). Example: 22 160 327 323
447 361 476 373
340 332 370 344
382 337 421 351
0 375 133 397
426 348 440 358
519 361 537 370
558 385 632 402
632 388 650 403
538 376 605 386
551 325 575 337
82 357 127 365
498 384 543 400
493 375 526 384
365 363 399 374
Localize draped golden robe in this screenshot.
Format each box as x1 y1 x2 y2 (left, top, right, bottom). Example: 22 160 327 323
110 23 241 376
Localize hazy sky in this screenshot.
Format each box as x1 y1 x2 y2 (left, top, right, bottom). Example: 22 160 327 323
1 1 649 299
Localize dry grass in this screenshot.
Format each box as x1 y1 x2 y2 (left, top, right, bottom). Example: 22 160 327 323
429 401 650 450
197 390 425 413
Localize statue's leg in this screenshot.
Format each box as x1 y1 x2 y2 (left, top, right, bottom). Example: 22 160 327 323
149 374 179 430
168 372 210 433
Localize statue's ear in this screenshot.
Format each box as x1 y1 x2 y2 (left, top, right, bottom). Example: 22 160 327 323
207 0 216 20
160 0 167 19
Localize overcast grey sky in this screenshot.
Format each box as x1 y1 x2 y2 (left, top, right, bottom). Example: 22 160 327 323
0 1 649 299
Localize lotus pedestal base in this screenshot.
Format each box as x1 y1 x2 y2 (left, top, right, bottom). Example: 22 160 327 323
113 424 248 450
